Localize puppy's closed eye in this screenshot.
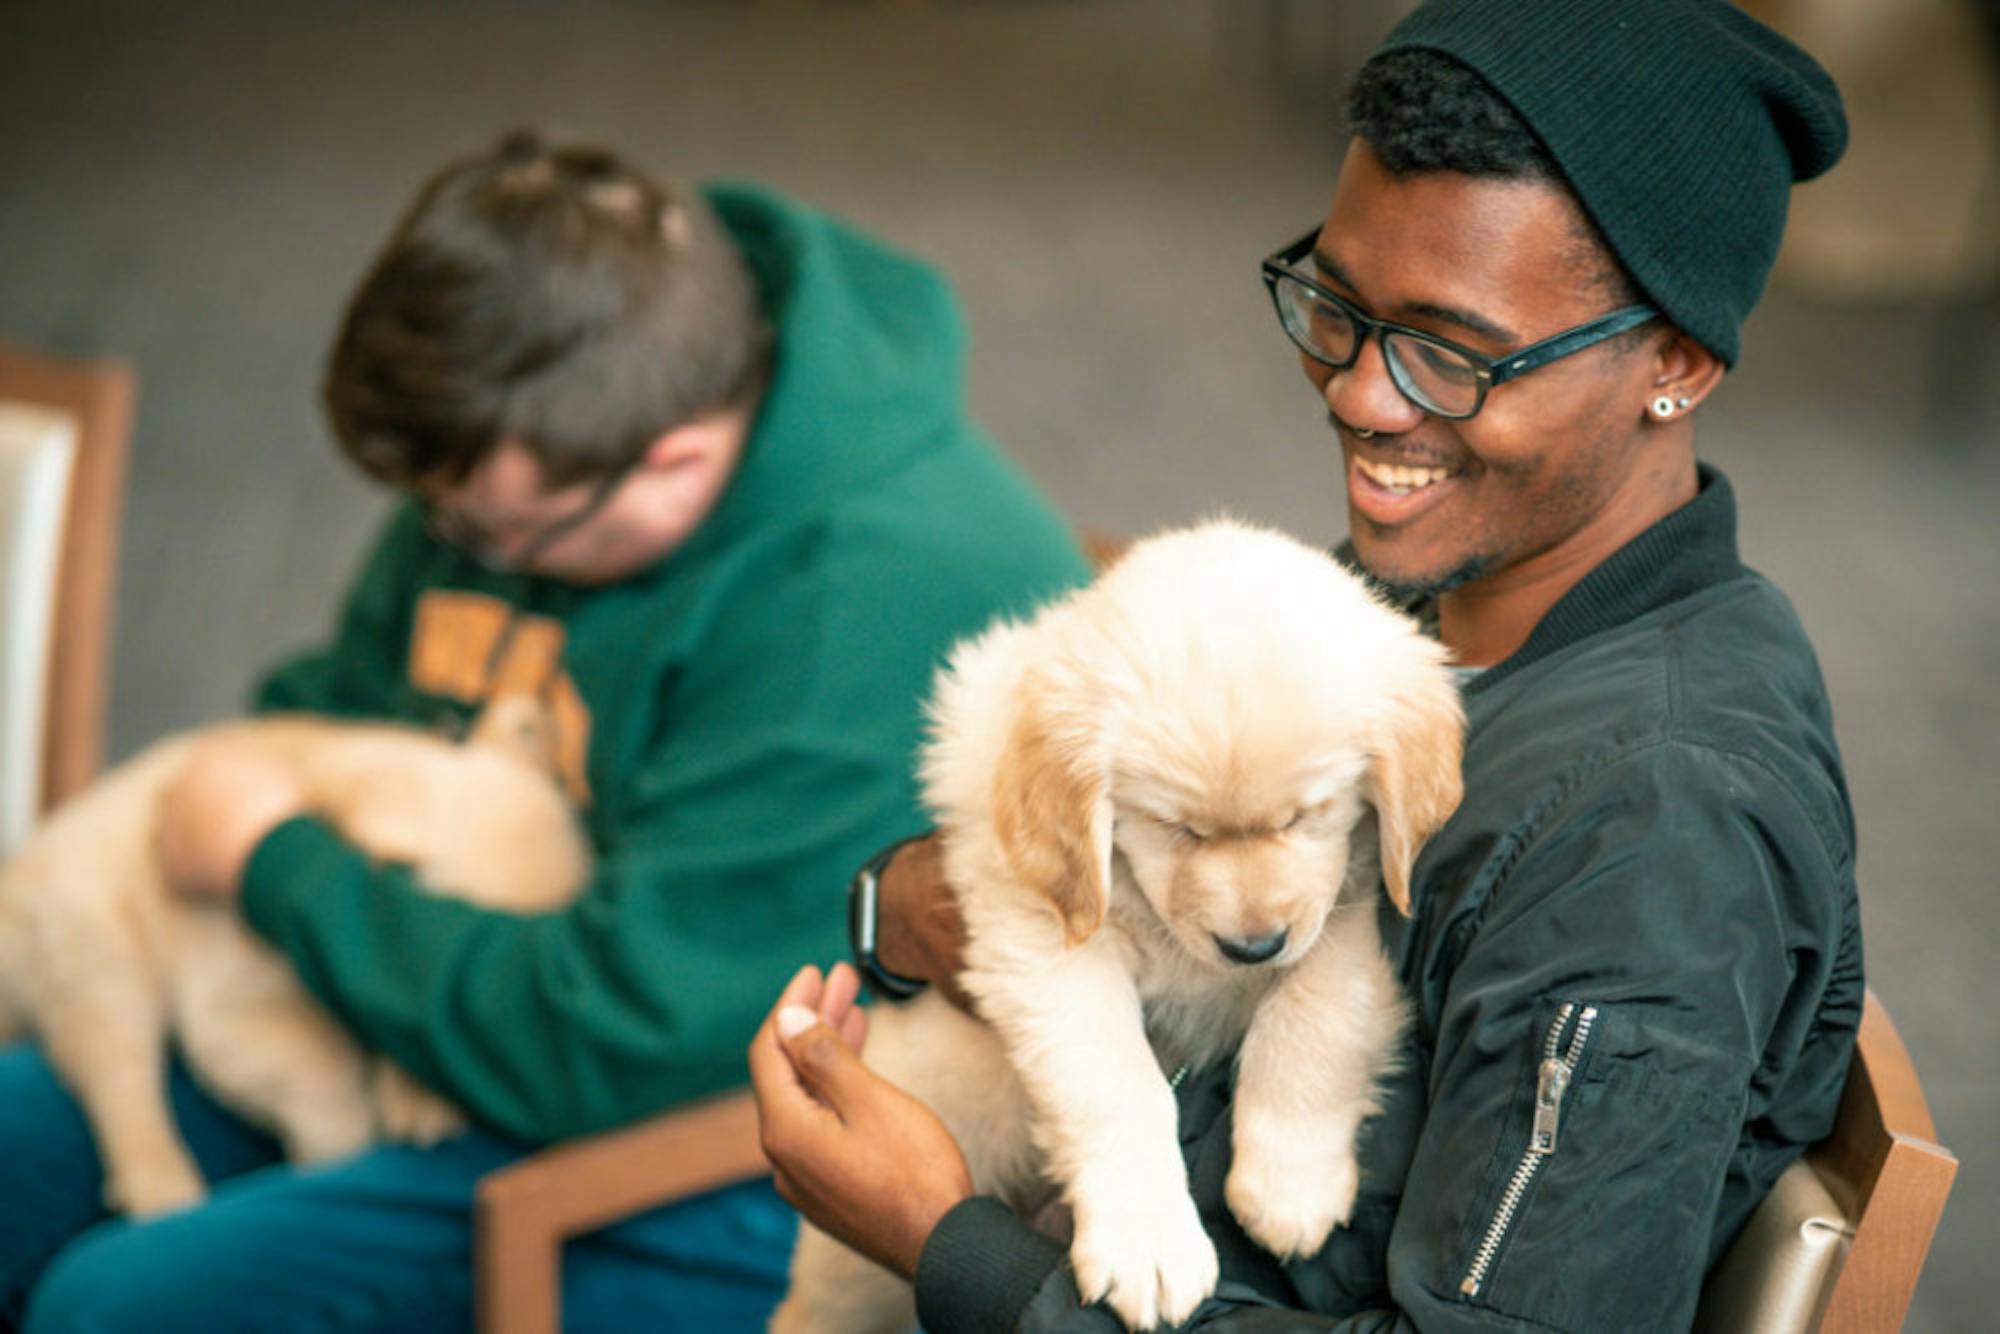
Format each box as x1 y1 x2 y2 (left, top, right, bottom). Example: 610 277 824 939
1153 817 1209 844
1281 799 1341 833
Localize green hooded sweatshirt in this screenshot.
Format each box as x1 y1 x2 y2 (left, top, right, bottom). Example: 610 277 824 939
240 183 1090 1143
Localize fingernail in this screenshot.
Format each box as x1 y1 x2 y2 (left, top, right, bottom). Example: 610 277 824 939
776 1006 817 1040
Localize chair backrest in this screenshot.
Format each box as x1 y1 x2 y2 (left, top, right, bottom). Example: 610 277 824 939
1698 988 1958 1332
0 339 133 851
0 398 76 849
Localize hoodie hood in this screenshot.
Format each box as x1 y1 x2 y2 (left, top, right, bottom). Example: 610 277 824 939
690 182 974 547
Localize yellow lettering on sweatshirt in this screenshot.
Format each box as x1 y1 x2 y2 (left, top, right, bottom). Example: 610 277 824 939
408 591 592 803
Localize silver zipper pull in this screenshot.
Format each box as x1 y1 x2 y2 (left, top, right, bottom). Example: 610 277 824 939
1531 1057 1570 1153
1460 1005 1597 1299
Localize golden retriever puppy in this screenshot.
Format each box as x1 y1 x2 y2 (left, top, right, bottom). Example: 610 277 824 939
774 519 1464 1333
0 697 590 1217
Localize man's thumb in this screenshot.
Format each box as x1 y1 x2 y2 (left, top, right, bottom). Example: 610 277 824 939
776 1006 865 1101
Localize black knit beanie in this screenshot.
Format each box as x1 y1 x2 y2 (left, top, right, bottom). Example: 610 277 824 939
1371 0 1848 366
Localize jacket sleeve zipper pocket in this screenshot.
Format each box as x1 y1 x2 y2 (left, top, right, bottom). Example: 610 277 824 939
1459 1002 1599 1298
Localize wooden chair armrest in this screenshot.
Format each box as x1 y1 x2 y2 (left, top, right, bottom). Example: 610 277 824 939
475 1088 768 1334
1808 991 1958 1334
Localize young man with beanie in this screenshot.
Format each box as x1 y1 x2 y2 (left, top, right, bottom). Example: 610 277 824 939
751 2 1862 1329
0 131 1089 1330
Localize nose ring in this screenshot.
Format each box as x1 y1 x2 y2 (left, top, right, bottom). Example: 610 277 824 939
1353 426 1376 439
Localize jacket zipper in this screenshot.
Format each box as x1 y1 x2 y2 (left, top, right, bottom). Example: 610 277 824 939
1458 1002 1599 1298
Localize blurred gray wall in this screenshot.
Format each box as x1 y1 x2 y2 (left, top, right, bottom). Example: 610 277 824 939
2 1 1993 1325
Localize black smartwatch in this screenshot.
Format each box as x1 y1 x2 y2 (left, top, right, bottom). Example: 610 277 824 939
848 836 930 1001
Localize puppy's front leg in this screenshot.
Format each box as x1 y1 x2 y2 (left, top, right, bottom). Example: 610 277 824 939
1226 906 1407 1260
977 942 1217 1330
41 985 206 1217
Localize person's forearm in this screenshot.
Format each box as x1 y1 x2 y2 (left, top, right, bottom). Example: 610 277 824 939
870 833 982 1011
915 1198 1400 1333
873 834 948 980
242 817 843 1141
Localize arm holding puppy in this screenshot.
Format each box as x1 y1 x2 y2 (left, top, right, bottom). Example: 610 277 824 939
865 834 976 1011
158 496 432 897
154 742 312 904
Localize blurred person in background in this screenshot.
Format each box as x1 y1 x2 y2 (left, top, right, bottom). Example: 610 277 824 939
0 130 1088 1332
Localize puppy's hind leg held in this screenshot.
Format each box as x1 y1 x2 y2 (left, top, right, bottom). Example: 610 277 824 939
175 974 377 1167
38 982 205 1217
770 1220 918 1334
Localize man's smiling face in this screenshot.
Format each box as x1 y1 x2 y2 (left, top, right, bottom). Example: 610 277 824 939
1302 141 1670 601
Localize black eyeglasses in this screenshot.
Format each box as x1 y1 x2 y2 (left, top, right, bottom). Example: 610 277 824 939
1260 229 1657 421
421 450 642 573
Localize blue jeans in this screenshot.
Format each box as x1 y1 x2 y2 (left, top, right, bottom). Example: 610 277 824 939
0 1043 795 1333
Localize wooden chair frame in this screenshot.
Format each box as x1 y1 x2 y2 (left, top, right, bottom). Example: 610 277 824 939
0 338 133 809
474 1090 765 1334
1804 989 1957 1331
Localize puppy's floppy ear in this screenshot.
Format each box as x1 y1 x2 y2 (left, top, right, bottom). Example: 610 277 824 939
991 675 1112 945
1368 666 1465 917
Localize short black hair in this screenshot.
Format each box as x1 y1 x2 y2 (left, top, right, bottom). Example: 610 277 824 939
1349 47 1561 182
323 130 771 491
1347 50 1642 310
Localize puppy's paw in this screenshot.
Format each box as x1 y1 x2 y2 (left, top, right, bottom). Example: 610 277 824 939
106 1153 207 1218
1069 1172 1218 1330
281 1098 376 1165
370 1062 466 1146
1225 1116 1360 1260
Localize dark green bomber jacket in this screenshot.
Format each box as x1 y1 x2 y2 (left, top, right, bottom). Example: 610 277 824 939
913 466 1863 1332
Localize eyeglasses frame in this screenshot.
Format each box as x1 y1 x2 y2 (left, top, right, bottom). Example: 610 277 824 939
421 447 646 573
1259 228 1659 421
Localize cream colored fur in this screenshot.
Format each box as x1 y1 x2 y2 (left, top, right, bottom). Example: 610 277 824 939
775 519 1465 1332
0 698 591 1218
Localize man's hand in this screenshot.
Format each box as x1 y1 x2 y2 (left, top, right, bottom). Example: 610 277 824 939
875 835 977 1012
154 740 310 904
750 962 974 1280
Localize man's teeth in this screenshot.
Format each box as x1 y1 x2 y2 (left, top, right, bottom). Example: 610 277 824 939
1355 457 1451 492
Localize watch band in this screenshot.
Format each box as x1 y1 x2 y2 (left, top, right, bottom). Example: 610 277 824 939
848 836 930 1001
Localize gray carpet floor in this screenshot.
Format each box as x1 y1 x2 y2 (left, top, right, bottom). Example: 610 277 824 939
3 1 1994 1325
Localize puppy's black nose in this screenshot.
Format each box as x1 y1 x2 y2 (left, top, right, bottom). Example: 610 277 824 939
1215 929 1288 965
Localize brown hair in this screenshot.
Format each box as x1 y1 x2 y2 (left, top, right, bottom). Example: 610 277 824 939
322 130 771 490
